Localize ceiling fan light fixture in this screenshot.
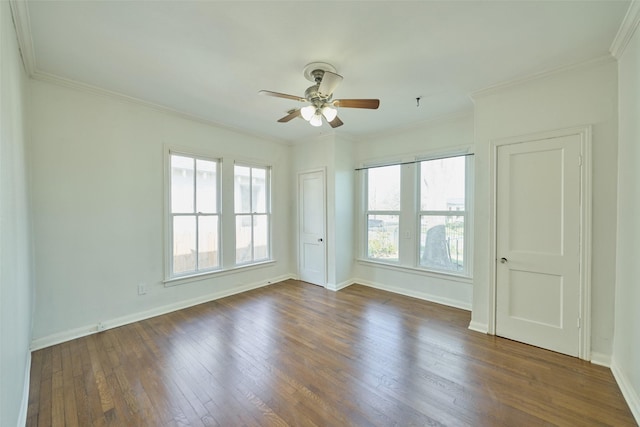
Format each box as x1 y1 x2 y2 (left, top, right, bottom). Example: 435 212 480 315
300 105 316 121
309 113 323 127
321 106 338 122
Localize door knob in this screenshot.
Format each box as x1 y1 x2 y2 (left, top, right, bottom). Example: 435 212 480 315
500 257 508 263
318 238 323 242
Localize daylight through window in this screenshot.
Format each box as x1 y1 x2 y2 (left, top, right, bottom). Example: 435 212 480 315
234 164 271 264
169 153 220 276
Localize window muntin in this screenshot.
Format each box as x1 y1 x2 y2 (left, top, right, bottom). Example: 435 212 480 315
234 164 271 264
418 156 467 274
169 154 220 277
365 165 401 261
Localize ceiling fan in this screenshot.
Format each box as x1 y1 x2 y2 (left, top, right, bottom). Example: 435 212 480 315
259 62 380 128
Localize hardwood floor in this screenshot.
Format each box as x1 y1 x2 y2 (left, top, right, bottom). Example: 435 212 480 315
26 280 636 426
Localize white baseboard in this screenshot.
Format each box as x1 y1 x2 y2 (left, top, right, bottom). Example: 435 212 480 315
31 274 294 351
17 351 32 426
326 279 355 291
611 357 640 424
590 351 611 367
353 277 471 311
468 320 489 334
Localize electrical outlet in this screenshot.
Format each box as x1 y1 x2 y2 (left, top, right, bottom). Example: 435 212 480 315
138 283 147 295
97 322 105 332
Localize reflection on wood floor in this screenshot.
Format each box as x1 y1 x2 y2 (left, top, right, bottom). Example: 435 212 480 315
26 280 636 426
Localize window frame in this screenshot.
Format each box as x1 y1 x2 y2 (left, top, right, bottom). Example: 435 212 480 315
233 162 272 266
166 150 222 280
358 152 473 279
417 155 470 276
364 164 402 263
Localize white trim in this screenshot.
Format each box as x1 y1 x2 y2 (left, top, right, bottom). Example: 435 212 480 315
31 70 287 146
354 277 471 311
17 351 32 427
8 0 36 75
326 279 355 292
164 260 277 287
30 274 294 351
471 55 614 100
489 126 592 360
356 258 472 284
610 0 640 59
611 357 640 424
590 352 612 367
468 321 489 334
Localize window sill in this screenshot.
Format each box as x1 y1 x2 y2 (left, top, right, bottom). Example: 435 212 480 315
356 258 472 284
164 260 276 287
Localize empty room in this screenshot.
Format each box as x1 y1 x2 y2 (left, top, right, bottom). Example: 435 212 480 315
2 0 639 426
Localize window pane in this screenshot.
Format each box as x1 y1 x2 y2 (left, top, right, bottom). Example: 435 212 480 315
419 215 464 272
173 215 196 274
171 155 194 213
420 156 465 211
253 215 269 260
235 215 252 263
252 168 267 213
367 214 399 260
198 216 219 270
196 159 217 213
368 165 401 211
234 166 251 213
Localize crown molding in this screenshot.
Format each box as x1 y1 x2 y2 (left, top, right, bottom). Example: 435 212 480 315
611 0 640 59
9 0 36 76
471 54 615 100
31 70 288 146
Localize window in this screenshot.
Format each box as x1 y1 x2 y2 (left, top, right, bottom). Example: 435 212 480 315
365 164 401 261
234 164 271 264
169 153 220 277
419 156 467 274
360 153 471 277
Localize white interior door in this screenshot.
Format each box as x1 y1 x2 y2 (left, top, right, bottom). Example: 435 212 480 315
298 170 326 286
496 134 582 357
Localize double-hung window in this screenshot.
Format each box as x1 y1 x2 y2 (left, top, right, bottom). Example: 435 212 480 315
365 164 401 261
234 164 271 264
362 153 471 277
169 153 220 277
418 156 467 274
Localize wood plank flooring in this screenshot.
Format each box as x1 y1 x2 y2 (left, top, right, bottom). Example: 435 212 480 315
26 280 636 426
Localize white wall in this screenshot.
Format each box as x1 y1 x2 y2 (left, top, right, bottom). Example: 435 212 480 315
291 134 355 289
613 10 640 420
0 1 34 425
29 79 293 347
352 113 475 309
472 59 619 357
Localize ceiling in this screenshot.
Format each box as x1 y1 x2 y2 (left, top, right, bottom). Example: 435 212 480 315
18 1 630 144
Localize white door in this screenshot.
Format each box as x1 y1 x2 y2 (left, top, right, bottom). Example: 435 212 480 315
298 170 326 286
496 134 582 357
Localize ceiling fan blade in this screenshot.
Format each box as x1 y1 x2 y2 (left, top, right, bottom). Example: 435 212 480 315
332 99 380 109
318 71 343 98
277 109 302 123
328 116 344 128
259 90 306 102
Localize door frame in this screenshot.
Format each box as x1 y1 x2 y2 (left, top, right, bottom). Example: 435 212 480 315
488 126 592 360
297 168 328 287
